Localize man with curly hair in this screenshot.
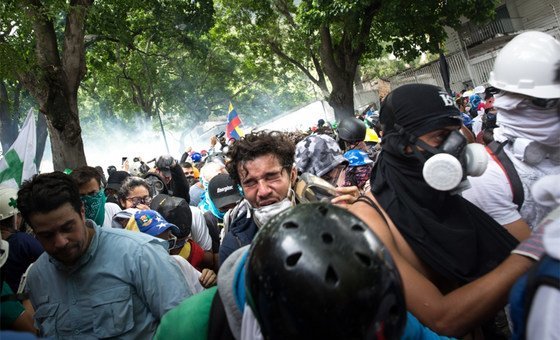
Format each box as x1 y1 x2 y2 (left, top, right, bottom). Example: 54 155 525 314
219 131 297 265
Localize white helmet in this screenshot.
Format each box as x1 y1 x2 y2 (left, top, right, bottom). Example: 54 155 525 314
0 186 18 221
488 31 560 99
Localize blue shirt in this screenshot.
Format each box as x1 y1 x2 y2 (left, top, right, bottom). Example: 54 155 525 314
26 220 191 339
2 231 43 292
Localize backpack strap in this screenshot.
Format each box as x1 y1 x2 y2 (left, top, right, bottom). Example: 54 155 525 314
355 195 390 227
486 141 524 210
521 255 560 339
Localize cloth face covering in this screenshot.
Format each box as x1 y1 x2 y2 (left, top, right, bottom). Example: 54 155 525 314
493 92 560 148
81 189 107 227
372 84 518 283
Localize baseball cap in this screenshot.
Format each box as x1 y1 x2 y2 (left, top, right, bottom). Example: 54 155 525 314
106 171 130 191
127 210 178 237
208 174 242 210
295 134 348 177
380 84 462 137
156 155 174 177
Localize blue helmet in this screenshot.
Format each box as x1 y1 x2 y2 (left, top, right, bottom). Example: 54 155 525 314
191 152 202 163
343 150 373 167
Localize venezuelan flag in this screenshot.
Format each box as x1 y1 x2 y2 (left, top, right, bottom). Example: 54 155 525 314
226 102 245 141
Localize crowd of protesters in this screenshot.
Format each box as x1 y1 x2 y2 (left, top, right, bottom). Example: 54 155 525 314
1 31 559 339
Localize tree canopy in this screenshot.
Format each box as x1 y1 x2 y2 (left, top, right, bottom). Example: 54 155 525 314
1 0 499 169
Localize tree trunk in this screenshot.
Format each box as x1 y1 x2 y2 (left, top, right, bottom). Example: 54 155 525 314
35 111 48 169
21 0 92 170
0 81 22 152
327 77 355 122
40 81 87 171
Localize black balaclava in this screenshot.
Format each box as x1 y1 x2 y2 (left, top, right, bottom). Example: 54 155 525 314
371 84 518 284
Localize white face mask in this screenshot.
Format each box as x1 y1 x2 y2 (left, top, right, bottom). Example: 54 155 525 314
253 191 295 228
494 93 560 148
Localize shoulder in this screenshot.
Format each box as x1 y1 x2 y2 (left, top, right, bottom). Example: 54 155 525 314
99 227 167 249
154 286 217 340
10 232 42 249
189 206 204 220
104 202 122 215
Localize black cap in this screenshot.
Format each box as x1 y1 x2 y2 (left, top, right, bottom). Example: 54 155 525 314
208 174 242 210
106 171 130 191
380 84 462 137
156 155 174 177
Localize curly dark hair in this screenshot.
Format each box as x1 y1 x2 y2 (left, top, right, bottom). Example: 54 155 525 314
17 172 82 228
225 131 295 185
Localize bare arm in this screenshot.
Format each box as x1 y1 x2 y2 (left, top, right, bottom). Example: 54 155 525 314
349 193 533 337
503 218 531 242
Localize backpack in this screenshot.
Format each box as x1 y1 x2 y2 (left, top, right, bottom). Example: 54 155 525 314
509 254 560 340
486 141 524 210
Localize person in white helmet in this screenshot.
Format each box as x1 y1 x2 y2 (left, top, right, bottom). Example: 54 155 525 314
0 238 36 333
0 186 43 293
462 31 560 241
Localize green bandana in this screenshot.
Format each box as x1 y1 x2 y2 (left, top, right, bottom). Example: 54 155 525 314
81 189 107 227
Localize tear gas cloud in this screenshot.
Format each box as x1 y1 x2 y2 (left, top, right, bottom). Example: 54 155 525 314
38 100 333 176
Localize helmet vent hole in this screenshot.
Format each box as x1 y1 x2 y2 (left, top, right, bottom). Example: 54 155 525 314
286 252 302 267
355 252 372 267
351 224 365 232
321 233 333 244
283 221 298 229
325 265 339 285
318 205 329 216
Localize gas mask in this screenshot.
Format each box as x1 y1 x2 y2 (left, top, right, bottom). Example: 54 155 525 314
294 173 338 203
414 130 488 192
253 190 295 228
511 138 560 165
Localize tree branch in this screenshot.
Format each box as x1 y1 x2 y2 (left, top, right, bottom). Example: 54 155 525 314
63 0 94 94
268 40 322 87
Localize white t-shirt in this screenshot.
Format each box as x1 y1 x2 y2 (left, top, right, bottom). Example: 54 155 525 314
171 255 204 294
472 115 483 136
103 202 122 228
462 145 560 228
189 206 212 251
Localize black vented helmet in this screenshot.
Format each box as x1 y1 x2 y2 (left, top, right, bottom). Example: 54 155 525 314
337 117 367 144
150 194 192 238
245 202 406 340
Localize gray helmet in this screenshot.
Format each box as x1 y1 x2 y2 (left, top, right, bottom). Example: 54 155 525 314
295 134 348 177
337 117 367 144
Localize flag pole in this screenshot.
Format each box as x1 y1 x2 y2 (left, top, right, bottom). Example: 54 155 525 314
156 106 170 154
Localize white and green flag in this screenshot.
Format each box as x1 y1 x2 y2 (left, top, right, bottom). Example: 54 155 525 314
0 109 38 188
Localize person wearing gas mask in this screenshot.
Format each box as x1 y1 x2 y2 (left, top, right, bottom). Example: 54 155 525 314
463 31 560 242
348 83 543 338
153 155 191 202
70 166 122 228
